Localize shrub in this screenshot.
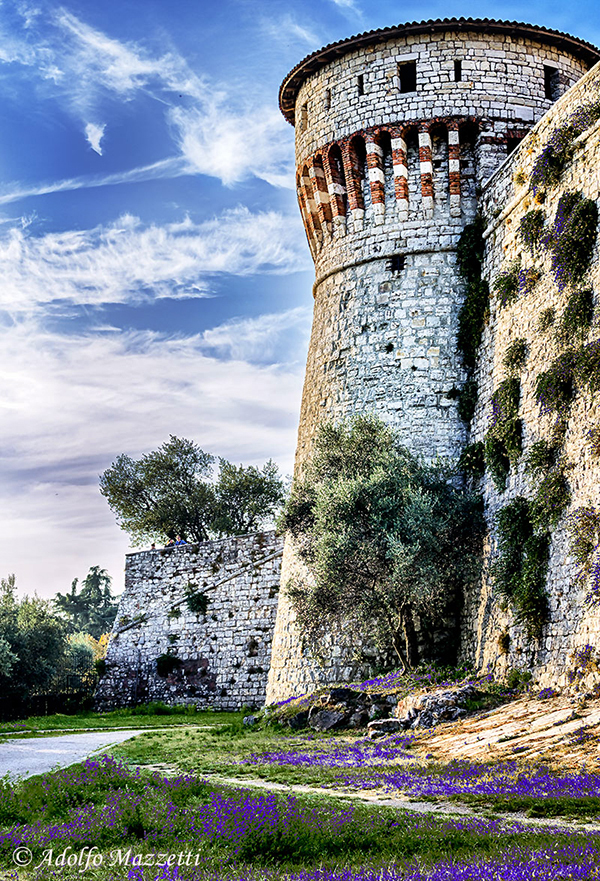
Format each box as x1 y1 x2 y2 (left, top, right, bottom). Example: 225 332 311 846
458 442 485 479
493 263 520 307
519 209 545 252
492 498 550 639
534 350 576 415
484 435 511 492
556 288 595 345
538 307 556 332
484 378 522 491
544 192 598 291
531 467 571 529
574 339 600 393
503 339 528 373
186 587 210 615
567 507 600 604
457 379 478 423
525 440 559 475
587 426 600 458
530 123 577 194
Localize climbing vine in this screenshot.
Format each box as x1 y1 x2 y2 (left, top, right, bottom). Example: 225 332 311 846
492 497 549 639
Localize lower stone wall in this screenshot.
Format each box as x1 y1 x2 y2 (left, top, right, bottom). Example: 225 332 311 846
95 531 283 711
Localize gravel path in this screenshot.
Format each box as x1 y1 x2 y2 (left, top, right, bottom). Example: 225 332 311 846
0 730 146 779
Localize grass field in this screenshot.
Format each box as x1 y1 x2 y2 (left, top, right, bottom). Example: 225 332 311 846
0 704 243 735
2 682 600 880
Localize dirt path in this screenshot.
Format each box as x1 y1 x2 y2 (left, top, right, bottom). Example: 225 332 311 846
138 765 600 833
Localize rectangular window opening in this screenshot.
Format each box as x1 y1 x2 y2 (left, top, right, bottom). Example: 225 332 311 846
387 254 406 273
325 88 331 110
357 74 364 96
454 60 462 82
544 65 560 101
398 60 417 94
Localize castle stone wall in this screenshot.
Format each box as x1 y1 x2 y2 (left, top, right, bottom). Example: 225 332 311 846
95 532 283 711
267 21 595 704
462 60 600 688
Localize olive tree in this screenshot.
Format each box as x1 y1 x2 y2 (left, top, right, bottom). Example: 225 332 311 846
278 416 484 671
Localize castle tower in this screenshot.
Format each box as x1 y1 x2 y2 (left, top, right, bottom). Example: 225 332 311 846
266 18 600 704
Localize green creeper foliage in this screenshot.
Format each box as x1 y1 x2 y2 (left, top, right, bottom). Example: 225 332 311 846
538 308 556 332
492 498 549 639
493 263 520 308
544 192 598 291
100 436 285 546
279 416 485 672
456 216 489 370
518 209 545 252
556 288 595 346
484 378 522 491
457 379 478 423
458 442 485 479
503 339 528 373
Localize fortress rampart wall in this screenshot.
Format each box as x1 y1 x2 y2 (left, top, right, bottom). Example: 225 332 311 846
462 60 600 688
95 532 283 711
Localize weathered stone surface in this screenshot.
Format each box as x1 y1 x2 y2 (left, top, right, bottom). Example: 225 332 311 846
266 23 594 705
396 684 476 728
95 531 283 712
367 718 403 738
308 706 349 731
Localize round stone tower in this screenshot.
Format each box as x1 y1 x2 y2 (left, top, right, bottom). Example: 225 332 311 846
266 18 600 704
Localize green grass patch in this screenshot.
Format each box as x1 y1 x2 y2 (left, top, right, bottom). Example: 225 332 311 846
453 792 600 819
0 705 243 734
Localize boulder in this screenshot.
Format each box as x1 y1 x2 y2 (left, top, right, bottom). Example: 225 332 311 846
308 706 350 731
395 684 476 729
367 718 403 738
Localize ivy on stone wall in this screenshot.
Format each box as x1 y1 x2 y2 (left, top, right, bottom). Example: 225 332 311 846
492 497 549 639
503 339 528 373
456 216 489 371
519 209 545 253
556 288 595 345
544 192 598 290
485 103 600 643
567 506 600 604
530 102 600 195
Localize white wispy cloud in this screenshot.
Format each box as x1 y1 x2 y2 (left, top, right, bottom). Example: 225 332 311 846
84 122 106 155
259 14 321 48
0 158 186 205
201 307 311 363
170 103 294 188
0 207 309 313
0 321 304 596
0 7 294 190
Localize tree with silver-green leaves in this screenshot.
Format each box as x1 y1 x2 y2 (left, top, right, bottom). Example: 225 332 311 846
278 416 485 672
100 435 285 546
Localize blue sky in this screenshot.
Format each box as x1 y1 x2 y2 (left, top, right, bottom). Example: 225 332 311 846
1 0 599 599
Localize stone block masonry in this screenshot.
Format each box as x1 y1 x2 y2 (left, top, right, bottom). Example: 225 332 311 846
462 57 600 690
267 18 600 704
95 531 283 711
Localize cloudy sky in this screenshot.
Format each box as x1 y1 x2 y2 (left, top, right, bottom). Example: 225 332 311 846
1 0 599 600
